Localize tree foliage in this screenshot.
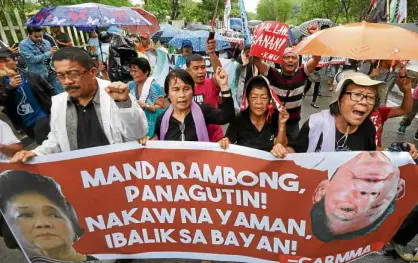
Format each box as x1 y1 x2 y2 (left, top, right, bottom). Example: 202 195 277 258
295 0 369 24
257 0 293 22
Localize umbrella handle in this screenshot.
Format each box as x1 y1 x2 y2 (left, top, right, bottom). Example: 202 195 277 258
97 26 104 63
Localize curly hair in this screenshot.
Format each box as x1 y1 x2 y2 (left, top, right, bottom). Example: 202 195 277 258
0 170 84 241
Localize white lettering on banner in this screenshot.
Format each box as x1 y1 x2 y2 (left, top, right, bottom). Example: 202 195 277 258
253 34 287 51
105 229 177 248
80 161 303 193
258 23 288 36
296 245 371 263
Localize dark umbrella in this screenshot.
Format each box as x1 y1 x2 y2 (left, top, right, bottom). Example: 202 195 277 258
390 23 418 34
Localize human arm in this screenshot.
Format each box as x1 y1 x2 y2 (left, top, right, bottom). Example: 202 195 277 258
106 82 149 141
272 119 310 157
203 67 235 125
0 143 23 158
19 42 55 64
304 25 321 75
30 73 58 97
219 114 239 149
388 67 413 118
207 39 222 87
252 57 269 76
138 83 165 113
274 110 289 146
0 121 22 158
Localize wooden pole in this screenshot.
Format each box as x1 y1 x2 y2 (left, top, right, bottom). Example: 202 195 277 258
386 0 390 22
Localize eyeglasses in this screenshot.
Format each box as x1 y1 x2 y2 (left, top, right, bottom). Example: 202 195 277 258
344 92 376 105
56 70 89 81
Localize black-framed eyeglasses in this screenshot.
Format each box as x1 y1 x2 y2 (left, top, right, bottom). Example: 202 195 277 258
344 92 376 105
56 70 90 81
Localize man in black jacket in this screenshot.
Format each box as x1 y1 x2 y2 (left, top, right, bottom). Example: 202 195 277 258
0 47 56 144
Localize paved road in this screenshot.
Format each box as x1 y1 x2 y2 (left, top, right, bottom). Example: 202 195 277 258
1 87 418 263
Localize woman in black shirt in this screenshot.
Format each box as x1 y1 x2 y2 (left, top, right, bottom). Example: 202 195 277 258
138 69 234 143
219 76 289 152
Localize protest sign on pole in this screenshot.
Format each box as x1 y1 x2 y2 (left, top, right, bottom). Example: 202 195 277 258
1 141 418 263
250 21 289 64
301 55 346 68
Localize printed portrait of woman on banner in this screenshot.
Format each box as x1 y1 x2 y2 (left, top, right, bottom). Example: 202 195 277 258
0 170 97 262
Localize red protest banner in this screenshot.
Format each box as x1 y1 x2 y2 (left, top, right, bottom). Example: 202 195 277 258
1 142 418 263
250 21 289 63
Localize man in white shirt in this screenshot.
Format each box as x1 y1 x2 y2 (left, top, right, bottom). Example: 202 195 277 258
0 120 22 160
11 47 148 163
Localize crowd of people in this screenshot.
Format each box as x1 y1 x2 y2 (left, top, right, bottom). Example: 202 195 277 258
0 23 418 262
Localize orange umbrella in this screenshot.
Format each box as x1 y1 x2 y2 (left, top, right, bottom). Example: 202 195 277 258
292 21 418 60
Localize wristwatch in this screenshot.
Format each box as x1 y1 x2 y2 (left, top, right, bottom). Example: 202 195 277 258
221 90 232 95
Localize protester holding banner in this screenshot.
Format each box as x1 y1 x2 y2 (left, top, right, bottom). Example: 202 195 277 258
219 76 289 152
185 39 225 142
11 47 148 163
0 170 96 262
139 68 234 143
251 24 321 140
128 57 165 138
253 46 321 140
271 72 418 160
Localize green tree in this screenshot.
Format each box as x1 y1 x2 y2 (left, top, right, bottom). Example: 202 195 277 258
257 0 293 22
143 0 172 21
295 0 369 24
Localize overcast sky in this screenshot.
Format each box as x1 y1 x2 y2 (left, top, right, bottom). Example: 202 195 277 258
244 0 260 12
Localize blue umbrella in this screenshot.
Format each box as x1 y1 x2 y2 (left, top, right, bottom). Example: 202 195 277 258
168 30 230 52
152 23 183 42
230 18 243 31
25 3 151 27
194 30 231 51
168 31 201 51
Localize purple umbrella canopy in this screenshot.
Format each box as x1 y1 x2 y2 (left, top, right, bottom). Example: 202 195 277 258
25 3 151 27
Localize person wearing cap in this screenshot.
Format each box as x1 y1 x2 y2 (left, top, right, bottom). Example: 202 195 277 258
253 26 321 140
174 40 194 70
138 33 152 54
286 151 413 242
270 72 418 160
0 47 57 145
219 76 289 152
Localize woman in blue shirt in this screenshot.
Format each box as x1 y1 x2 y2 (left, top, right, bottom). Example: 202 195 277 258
128 57 165 137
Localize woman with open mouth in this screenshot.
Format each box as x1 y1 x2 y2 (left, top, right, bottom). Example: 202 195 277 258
138 68 234 144
270 71 418 160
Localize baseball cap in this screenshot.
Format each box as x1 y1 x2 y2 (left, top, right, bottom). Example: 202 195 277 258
181 40 193 49
330 71 385 105
0 47 13 59
140 33 150 39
